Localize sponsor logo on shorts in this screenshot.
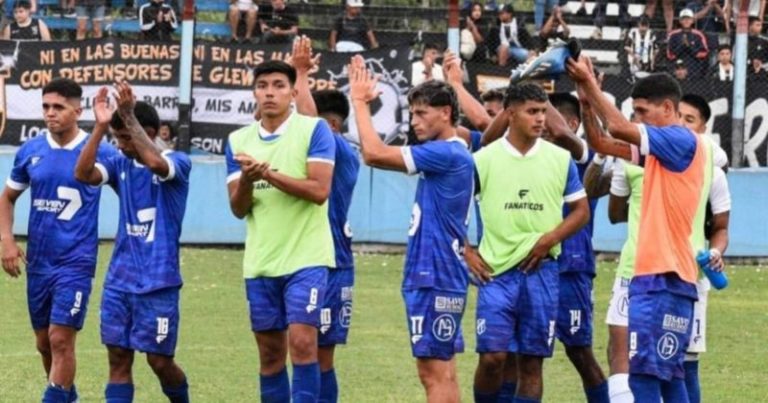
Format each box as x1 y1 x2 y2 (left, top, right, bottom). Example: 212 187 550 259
662 314 690 334
341 286 353 302
339 301 352 328
569 309 582 335
432 314 457 342
547 320 556 347
320 308 332 334
156 317 169 344
410 316 424 344
629 331 637 359
306 288 318 313
70 291 83 317
657 332 679 360
476 318 486 335
435 296 465 314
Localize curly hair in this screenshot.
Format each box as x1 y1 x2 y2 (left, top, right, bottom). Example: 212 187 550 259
408 80 460 126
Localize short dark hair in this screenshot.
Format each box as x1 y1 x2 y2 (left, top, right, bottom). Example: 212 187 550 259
681 93 711 122
110 101 161 132
549 92 581 123
14 1 32 10
160 121 178 139
717 44 732 53
499 4 514 14
749 16 762 25
312 89 350 122
253 60 296 86
630 73 681 106
407 80 460 126
638 15 650 26
423 42 442 52
480 88 505 104
42 78 82 99
503 82 548 108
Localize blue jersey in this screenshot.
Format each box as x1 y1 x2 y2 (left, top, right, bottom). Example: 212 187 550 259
559 152 598 275
96 150 191 294
329 134 360 269
7 131 116 276
401 138 475 292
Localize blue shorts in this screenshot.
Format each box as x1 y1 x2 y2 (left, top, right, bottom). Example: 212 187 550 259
246 266 328 332
319 267 354 346
475 260 559 357
402 288 467 360
100 287 181 356
556 272 594 347
27 272 93 331
628 287 694 381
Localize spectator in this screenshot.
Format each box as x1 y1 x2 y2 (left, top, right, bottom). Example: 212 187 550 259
329 0 378 52
724 0 766 30
460 2 490 61
75 0 106 40
674 58 689 81
711 44 733 81
749 55 765 78
411 42 445 87
257 0 298 44
686 0 728 33
591 0 630 39
228 0 258 43
462 0 497 11
140 0 177 41
539 5 569 49
644 0 675 32
747 17 768 67
2 1 49 41
2 0 36 27
157 121 177 150
534 0 557 32
479 88 504 118
667 9 709 76
625 15 657 76
490 4 532 66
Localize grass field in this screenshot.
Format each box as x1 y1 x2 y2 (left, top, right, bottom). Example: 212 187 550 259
1 245 767 402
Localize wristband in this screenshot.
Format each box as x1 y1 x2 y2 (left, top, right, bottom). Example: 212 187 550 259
592 154 605 165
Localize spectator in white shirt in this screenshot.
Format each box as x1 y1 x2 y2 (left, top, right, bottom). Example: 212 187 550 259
228 0 257 43
411 43 445 86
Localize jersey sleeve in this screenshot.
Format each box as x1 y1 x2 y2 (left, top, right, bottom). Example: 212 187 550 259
709 167 731 214
95 154 122 187
609 159 630 197
563 159 586 203
402 141 455 175
637 124 697 172
6 146 30 191
307 119 336 166
469 130 483 153
224 138 241 184
159 151 191 183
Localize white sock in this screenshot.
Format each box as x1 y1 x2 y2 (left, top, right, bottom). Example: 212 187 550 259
609 373 634 403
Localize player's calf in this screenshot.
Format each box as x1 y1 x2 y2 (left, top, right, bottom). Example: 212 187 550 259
474 352 507 394
517 354 545 400
417 358 460 403
147 354 189 403
34 329 53 375
47 325 77 387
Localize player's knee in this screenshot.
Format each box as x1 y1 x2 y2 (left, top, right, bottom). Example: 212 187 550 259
36 337 52 358
565 345 592 366
146 354 174 375
288 332 317 361
478 353 507 376
516 356 543 380
47 328 74 355
417 361 456 388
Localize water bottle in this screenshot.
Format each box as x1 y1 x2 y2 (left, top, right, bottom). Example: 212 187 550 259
696 250 728 290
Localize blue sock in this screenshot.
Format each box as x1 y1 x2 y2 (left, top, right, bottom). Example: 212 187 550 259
259 368 290 403
42 384 70 403
629 374 661 402
291 362 320 403
473 386 499 403
684 361 701 403
68 384 78 403
105 383 134 403
585 381 610 403
319 369 338 403
498 382 517 402
161 378 189 403
662 378 690 403
513 396 540 403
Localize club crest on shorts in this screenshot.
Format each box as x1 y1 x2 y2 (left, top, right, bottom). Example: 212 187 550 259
657 332 679 360
432 314 457 342
339 301 353 328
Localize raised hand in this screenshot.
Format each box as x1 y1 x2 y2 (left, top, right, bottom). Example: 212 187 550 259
93 86 114 126
442 50 464 86
113 80 136 114
348 55 380 104
566 55 597 84
290 35 321 73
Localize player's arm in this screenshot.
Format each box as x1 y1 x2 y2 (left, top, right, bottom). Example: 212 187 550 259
568 56 641 147
580 99 632 160
607 160 630 223
443 51 492 131
520 161 590 271
707 167 731 270
1 25 9 40
263 160 334 205
75 87 112 185
480 105 511 146
225 142 266 219
114 81 170 178
582 155 612 198
39 19 52 41
545 101 586 161
349 55 409 172
290 36 320 117
0 186 26 278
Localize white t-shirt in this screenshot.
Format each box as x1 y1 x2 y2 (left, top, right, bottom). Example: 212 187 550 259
236 0 257 12
411 61 444 86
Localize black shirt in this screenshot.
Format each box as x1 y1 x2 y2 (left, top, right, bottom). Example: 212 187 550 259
9 19 42 41
260 3 299 31
333 14 370 48
140 2 177 41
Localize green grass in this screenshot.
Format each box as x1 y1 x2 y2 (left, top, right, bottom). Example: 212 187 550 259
1 245 767 402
